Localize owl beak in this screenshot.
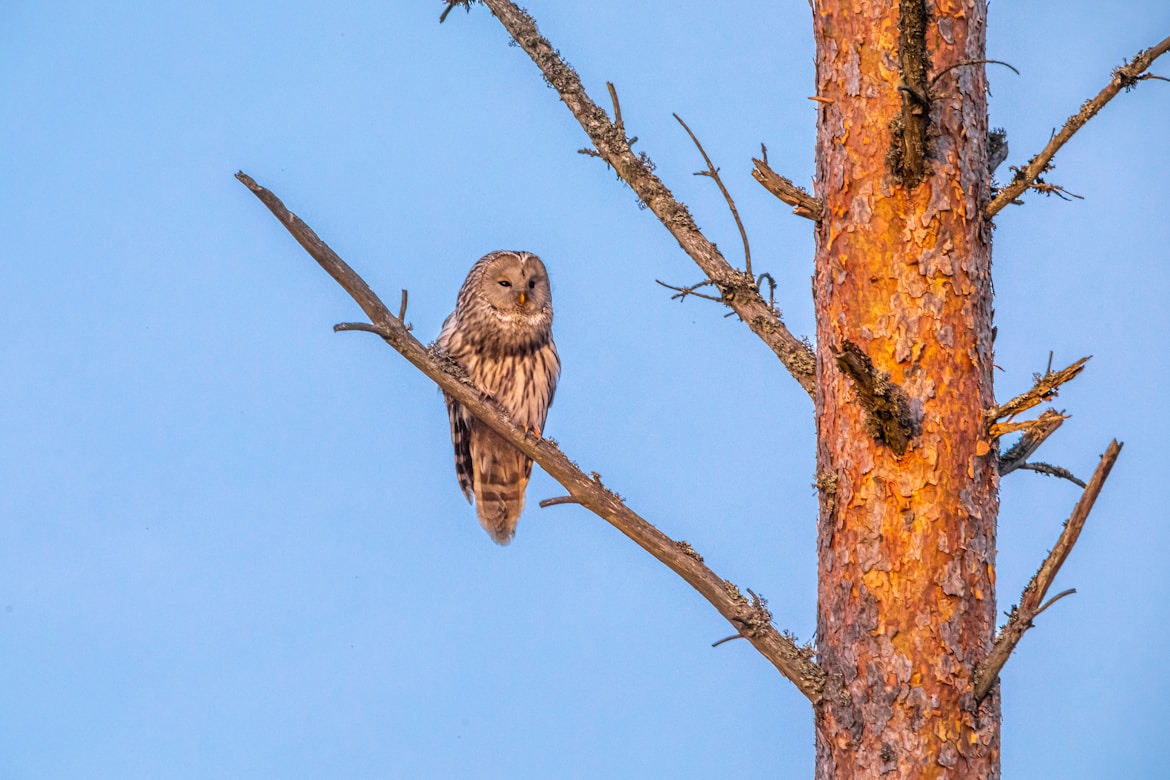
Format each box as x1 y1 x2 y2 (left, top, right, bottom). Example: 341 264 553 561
518 291 527 306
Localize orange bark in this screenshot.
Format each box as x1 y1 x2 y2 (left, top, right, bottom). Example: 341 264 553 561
811 0 1000 776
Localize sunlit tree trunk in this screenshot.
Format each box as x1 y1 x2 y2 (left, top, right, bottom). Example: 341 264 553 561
811 0 1001 776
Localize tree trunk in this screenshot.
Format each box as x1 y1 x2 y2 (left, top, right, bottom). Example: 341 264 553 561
811 0 1001 776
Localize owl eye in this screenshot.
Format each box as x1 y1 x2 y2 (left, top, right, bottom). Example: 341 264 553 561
498 280 512 288
527 280 536 289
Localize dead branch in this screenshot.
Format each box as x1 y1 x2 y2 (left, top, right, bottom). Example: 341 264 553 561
833 341 915 456
998 408 1065 476
460 0 817 398
674 113 752 276
750 153 823 221
986 35 1170 217
989 356 1090 426
236 170 826 703
974 439 1123 701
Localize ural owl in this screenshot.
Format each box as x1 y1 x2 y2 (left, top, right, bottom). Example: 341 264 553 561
436 250 560 545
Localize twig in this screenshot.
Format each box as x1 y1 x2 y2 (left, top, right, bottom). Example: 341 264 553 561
466 0 817 398
986 35 1170 217
756 272 777 311
607 81 623 136
439 0 475 24
1015 462 1087 488
655 278 724 304
236 171 826 703
673 113 752 276
397 289 410 324
974 439 1123 701
751 154 824 221
989 356 1089 425
334 322 392 337
539 495 584 508
929 58 1019 89
1028 181 1084 201
1035 588 1077 617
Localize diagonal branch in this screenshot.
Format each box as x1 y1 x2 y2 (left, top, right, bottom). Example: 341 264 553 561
986 35 1170 217
465 0 817 398
235 171 826 703
974 439 1123 701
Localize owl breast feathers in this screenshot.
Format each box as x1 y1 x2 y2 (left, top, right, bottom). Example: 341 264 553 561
435 250 560 545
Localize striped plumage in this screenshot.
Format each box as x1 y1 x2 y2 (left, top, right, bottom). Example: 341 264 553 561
435 250 560 545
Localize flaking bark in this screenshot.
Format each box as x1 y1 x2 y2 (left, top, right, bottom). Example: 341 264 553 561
812 0 999 775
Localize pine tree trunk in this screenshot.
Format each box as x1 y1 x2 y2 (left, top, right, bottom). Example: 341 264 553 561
811 0 1001 776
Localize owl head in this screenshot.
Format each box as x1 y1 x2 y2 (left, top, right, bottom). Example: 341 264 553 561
474 250 553 317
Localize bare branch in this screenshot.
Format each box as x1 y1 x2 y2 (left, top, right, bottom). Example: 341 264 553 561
989 356 1089 425
998 408 1065 476
987 35 1170 217
750 154 824 221
674 113 752 276
463 0 817 398
236 171 826 703
975 439 1123 701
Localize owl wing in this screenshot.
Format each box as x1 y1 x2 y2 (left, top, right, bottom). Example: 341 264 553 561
445 394 475 504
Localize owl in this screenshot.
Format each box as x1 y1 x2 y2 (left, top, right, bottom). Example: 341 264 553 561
435 250 560 545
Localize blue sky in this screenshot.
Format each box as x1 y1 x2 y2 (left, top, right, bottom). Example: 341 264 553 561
2 2 1168 777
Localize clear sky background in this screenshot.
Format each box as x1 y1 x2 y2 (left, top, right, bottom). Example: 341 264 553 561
2 2 1168 778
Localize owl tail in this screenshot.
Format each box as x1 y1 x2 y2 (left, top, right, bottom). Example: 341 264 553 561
472 432 533 545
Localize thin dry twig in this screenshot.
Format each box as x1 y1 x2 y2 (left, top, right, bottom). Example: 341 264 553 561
334 322 392 337
655 278 724 304
974 439 1123 701
929 58 1019 89
236 171 826 703
538 495 585 508
461 0 817 398
987 35 1170 217
673 113 752 276
1015 462 1087 488
1027 181 1084 201
607 81 623 136
751 152 823 221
